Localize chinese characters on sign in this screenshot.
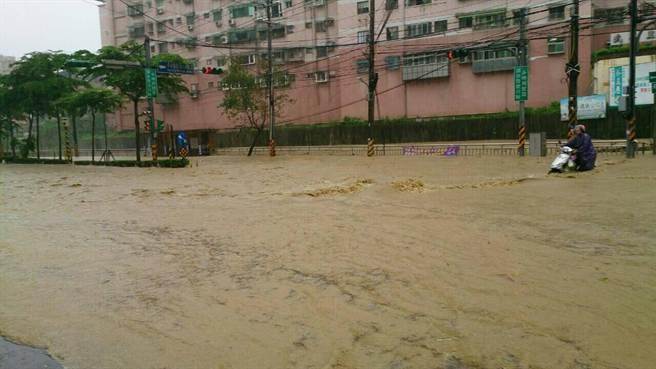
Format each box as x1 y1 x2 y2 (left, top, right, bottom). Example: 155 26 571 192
560 95 607 121
145 68 158 98
514 66 529 102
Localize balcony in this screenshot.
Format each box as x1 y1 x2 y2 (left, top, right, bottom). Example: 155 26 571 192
471 57 517 74
402 58 449 81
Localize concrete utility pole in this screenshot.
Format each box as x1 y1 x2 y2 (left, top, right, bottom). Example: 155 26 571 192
144 36 156 161
567 0 580 138
626 0 638 158
517 8 528 156
267 0 276 156
366 0 377 157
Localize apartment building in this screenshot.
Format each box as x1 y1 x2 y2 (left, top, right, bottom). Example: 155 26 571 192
98 0 636 134
0 55 16 75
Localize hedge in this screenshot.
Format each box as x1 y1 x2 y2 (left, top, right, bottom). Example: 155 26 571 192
2 157 71 165
2 157 188 168
73 159 188 168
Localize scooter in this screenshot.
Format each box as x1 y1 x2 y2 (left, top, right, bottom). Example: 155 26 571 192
549 146 576 173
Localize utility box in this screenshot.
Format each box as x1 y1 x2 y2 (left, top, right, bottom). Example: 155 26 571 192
529 132 547 157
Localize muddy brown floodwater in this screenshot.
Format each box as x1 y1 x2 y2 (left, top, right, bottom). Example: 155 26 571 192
1 155 655 369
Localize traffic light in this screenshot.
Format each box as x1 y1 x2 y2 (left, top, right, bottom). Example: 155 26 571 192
144 120 150 133
201 67 223 75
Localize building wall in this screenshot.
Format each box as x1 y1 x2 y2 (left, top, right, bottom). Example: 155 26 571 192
0 55 16 75
98 0 633 132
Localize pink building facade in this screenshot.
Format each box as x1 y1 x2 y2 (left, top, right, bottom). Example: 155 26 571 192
98 0 633 134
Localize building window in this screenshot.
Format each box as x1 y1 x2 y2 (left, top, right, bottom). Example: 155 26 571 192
285 0 293 7
405 22 432 38
128 24 146 38
402 53 449 80
357 31 369 43
186 12 195 25
473 47 517 61
231 4 253 18
385 55 401 70
208 81 215 88
459 16 473 29
314 71 329 83
356 59 369 74
127 3 144 17
386 26 399 40
212 9 222 22
204 12 210 19
434 20 447 33
157 22 166 33
405 0 431 6
357 1 369 14
158 42 168 53
473 12 506 30
176 16 182 25
549 5 565 20
385 0 398 10
316 46 328 57
272 2 283 17
547 37 565 54
512 9 524 25
146 22 154 34
237 54 257 65
594 7 626 24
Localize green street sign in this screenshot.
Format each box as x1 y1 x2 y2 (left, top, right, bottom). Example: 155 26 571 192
145 68 158 98
514 66 529 102
650 71 656 83
652 84 656 94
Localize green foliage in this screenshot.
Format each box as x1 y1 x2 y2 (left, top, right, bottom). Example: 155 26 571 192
91 42 188 102
4 157 70 164
74 159 188 167
57 88 123 117
219 60 292 155
592 43 656 63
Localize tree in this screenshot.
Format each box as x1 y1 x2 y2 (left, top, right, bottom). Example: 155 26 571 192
57 88 122 162
6 52 79 159
0 75 21 157
219 61 291 156
89 42 187 161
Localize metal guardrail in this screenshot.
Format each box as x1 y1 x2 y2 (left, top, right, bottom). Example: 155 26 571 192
214 140 653 157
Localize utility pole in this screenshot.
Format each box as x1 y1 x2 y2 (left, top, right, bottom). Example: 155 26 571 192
567 0 580 139
626 0 638 158
517 8 528 156
144 36 157 161
267 0 276 156
366 0 377 157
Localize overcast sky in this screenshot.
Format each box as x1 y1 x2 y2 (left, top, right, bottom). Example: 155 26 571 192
0 0 102 58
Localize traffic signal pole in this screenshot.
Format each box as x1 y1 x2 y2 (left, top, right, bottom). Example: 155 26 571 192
626 0 638 158
567 0 580 139
366 0 377 157
145 36 157 161
517 8 528 156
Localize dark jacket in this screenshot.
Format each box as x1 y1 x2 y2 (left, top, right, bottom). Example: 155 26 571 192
566 133 596 171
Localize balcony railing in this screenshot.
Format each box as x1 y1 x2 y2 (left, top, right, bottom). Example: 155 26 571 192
402 61 449 81
471 57 517 74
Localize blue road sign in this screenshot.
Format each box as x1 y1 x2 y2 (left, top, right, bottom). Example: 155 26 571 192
176 132 188 147
158 62 195 75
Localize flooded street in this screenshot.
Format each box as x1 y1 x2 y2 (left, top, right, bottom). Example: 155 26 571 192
1 155 655 369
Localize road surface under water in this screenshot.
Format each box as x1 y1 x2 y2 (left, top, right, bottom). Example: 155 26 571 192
1 155 655 369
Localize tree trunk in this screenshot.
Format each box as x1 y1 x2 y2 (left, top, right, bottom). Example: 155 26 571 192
36 114 40 159
10 122 16 157
27 114 33 140
247 128 261 156
133 100 141 162
91 111 96 162
57 114 62 160
104 114 109 159
72 115 79 156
